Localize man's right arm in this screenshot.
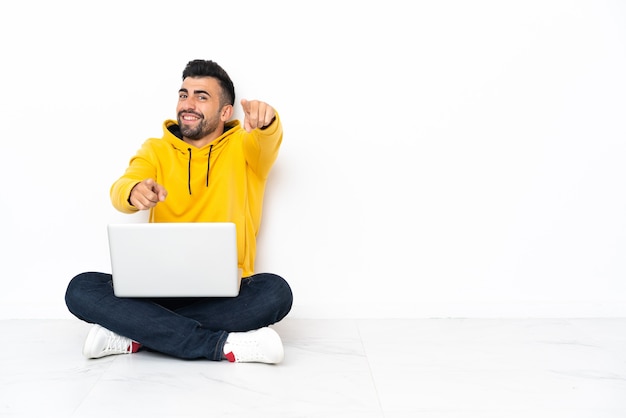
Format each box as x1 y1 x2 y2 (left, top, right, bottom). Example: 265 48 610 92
110 144 158 213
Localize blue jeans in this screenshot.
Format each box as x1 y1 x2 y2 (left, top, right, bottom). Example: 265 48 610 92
65 271 293 360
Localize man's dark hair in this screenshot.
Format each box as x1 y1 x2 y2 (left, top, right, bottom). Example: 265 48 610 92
182 59 235 107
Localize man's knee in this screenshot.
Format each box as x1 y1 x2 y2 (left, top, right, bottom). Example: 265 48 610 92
264 273 293 320
64 272 110 318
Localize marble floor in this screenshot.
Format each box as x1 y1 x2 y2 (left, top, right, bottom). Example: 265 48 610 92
1 317 625 417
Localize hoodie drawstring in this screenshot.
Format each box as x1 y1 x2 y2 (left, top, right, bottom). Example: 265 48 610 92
187 145 213 195
206 145 213 187
187 148 192 195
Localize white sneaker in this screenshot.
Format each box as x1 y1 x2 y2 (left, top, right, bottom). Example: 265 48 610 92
223 327 284 364
82 324 137 359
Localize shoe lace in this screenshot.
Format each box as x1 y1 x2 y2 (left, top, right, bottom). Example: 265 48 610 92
104 332 131 354
228 338 264 362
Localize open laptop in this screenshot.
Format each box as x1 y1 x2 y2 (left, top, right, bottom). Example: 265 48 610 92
107 222 242 297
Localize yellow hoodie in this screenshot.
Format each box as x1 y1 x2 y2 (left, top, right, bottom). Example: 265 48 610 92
110 115 282 277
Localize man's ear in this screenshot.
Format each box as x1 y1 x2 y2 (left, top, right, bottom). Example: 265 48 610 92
221 104 234 121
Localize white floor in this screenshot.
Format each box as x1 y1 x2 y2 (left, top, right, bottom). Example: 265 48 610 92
1 318 625 418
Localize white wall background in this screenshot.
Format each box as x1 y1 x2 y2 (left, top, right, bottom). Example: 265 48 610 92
1 0 625 319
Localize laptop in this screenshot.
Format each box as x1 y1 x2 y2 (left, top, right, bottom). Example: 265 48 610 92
107 222 242 297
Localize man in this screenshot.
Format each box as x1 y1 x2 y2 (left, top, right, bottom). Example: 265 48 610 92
65 59 293 364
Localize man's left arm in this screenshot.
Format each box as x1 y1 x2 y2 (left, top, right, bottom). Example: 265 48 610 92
240 99 283 178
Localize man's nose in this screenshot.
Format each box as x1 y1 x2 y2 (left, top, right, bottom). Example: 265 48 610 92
183 99 197 110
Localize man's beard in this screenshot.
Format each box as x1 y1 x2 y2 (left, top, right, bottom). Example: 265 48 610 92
178 113 219 140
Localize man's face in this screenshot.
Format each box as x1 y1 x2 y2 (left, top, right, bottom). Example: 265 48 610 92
176 77 224 141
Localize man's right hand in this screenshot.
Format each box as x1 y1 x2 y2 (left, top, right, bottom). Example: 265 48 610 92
128 179 167 210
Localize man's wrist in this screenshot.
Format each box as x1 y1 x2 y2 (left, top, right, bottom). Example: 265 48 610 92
260 116 276 130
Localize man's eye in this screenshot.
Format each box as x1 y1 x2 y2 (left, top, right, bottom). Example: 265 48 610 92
179 94 187 100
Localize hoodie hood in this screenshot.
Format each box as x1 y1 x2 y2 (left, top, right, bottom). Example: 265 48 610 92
162 119 242 194
163 119 241 151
